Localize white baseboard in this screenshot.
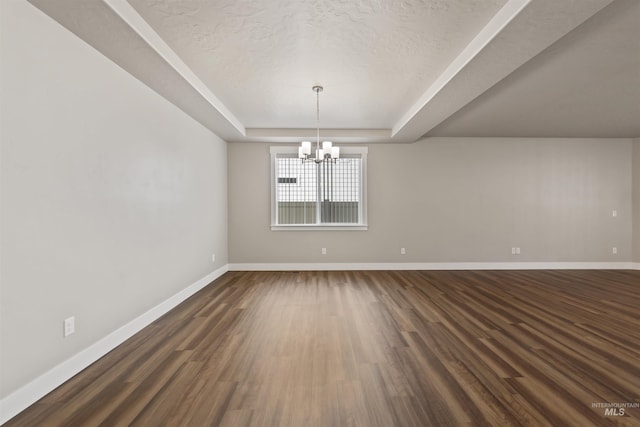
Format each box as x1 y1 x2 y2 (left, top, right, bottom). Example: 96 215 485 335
0 265 228 426
633 262 640 270
228 262 636 271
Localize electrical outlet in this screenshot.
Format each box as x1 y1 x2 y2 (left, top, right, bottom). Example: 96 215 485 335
612 247 617 255
211 253 216 263
400 248 406 255
612 210 618 217
516 247 521 255
321 247 327 255
512 247 521 255
64 316 75 337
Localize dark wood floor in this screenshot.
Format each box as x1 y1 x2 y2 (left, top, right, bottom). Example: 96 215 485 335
6 270 640 426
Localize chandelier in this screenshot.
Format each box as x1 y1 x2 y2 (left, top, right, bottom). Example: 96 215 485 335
298 85 339 163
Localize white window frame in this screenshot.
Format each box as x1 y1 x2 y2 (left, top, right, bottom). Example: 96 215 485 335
270 146 368 231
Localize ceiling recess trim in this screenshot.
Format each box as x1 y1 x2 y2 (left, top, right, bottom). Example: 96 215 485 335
244 128 392 143
102 0 246 136
392 0 531 137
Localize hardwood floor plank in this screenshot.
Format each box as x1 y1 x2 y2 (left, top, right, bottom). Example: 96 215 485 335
5 270 640 426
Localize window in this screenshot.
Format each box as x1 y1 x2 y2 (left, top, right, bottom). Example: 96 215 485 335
270 146 367 230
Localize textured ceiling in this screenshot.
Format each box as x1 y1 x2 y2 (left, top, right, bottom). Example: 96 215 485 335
26 0 638 142
127 0 506 129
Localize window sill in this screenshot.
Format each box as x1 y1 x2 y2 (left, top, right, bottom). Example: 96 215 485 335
271 224 368 231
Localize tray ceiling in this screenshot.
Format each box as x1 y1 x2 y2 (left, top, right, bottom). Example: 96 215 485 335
26 0 638 142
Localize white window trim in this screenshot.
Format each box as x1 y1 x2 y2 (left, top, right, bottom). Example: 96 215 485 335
270 146 368 231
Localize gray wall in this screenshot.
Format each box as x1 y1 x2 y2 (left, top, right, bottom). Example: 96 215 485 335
229 138 632 264
0 0 227 398
634 139 640 262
